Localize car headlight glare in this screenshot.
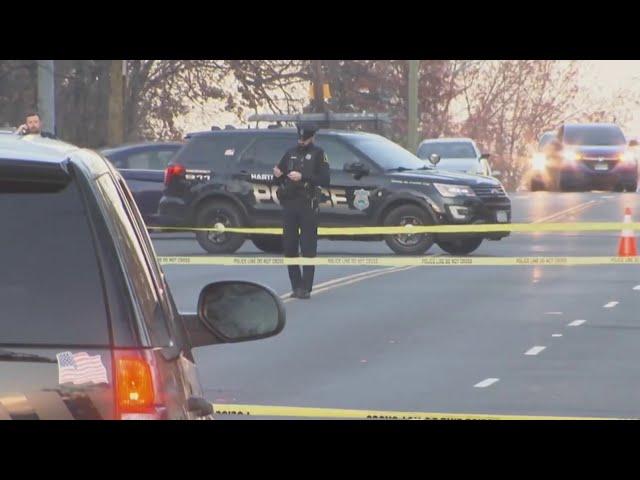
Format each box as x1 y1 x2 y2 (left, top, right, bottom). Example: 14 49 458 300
433 183 476 197
532 153 546 171
563 150 580 163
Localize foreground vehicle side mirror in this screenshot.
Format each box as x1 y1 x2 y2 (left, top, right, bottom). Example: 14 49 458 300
182 281 286 347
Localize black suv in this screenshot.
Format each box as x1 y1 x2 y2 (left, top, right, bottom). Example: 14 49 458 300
0 135 285 420
156 128 511 256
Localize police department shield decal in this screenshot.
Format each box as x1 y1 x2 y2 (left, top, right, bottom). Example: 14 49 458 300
353 189 370 210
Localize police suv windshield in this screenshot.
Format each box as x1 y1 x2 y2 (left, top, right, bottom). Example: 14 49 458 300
349 135 428 171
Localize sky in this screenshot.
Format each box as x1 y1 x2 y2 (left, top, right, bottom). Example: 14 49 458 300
178 61 640 136
579 61 640 134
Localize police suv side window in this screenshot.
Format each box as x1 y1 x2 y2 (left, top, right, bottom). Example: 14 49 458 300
314 137 363 171
174 135 229 170
239 136 292 168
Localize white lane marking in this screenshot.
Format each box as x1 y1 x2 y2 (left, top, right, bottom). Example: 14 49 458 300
311 266 415 296
568 320 586 327
633 285 640 291
545 311 563 315
281 267 405 300
283 266 415 303
552 334 563 337
601 195 615 199
532 200 597 224
525 346 546 356
603 301 619 308
474 378 499 388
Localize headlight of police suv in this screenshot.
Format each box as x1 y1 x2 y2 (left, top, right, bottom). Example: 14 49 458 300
433 183 477 197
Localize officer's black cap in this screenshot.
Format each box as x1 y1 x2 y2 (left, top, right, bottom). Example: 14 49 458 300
296 122 319 141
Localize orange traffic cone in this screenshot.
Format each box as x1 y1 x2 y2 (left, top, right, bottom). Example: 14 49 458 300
618 208 638 257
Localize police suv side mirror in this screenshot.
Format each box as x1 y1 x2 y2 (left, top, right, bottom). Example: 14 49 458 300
480 153 491 160
428 154 441 166
344 162 370 176
182 281 286 348
629 139 639 147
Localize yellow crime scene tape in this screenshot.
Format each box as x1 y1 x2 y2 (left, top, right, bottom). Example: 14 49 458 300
158 255 640 267
210 403 623 420
148 221 640 235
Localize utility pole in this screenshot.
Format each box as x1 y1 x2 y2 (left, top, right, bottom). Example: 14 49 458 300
37 60 55 134
407 60 419 152
107 60 125 146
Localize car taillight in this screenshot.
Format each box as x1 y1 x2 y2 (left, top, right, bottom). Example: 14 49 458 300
114 351 164 420
164 164 185 186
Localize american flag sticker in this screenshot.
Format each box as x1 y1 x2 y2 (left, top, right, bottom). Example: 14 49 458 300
56 351 109 385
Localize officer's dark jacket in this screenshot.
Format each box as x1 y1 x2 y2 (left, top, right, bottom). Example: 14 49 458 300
275 143 330 202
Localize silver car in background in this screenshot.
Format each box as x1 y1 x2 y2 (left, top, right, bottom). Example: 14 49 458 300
417 137 499 179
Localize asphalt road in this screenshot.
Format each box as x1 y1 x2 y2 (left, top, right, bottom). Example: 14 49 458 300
153 191 640 419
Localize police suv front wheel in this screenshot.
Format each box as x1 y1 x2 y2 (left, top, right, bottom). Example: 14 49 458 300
383 204 435 255
436 237 483 255
195 201 245 254
252 235 284 254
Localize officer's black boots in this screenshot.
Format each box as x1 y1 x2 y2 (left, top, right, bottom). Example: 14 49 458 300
291 287 310 299
288 267 313 299
298 289 310 299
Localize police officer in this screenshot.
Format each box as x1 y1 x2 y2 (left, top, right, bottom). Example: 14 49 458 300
273 123 330 299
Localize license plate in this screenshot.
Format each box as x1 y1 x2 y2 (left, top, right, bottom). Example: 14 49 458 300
594 163 609 171
496 211 508 223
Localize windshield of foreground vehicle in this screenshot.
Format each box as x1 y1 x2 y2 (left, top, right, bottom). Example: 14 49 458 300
350 135 428 171
417 142 477 159
563 126 626 146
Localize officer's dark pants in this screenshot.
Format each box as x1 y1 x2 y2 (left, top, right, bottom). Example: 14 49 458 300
282 202 318 292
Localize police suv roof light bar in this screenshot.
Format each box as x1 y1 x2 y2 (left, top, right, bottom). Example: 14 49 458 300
247 112 391 131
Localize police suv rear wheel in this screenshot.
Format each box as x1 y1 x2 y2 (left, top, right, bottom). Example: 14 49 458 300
195 201 245 254
252 235 284 254
436 237 483 255
383 204 435 255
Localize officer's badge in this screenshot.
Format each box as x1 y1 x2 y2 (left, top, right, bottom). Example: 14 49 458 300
353 189 370 211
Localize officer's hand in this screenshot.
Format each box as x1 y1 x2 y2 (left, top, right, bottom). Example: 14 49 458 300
288 171 302 182
273 166 283 178
16 124 27 135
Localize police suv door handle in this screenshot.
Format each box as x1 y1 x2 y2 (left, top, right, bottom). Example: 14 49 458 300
236 170 251 180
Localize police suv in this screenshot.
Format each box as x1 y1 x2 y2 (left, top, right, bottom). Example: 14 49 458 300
156 127 512 256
